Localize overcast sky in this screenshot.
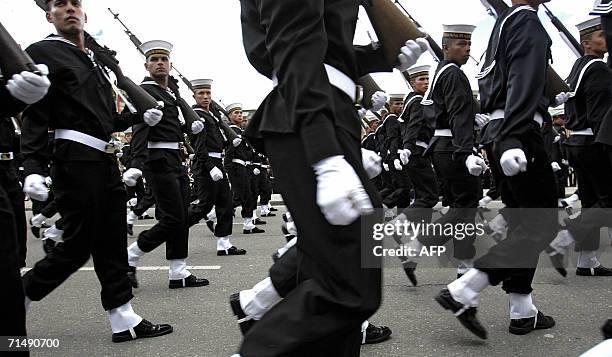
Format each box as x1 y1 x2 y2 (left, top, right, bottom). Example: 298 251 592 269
1 0 596 109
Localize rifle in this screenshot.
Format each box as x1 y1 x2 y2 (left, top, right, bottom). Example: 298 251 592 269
107 8 240 142
392 0 443 60
542 4 584 58
478 0 571 99
0 21 41 79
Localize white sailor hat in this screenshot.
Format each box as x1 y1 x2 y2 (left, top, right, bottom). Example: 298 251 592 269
225 103 243 113
576 18 602 37
389 94 405 102
549 105 565 117
443 24 476 40
190 79 213 90
407 65 430 79
140 40 173 58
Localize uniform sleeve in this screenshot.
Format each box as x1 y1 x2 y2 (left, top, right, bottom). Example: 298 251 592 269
497 16 549 153
0 85 27 117
402 103 423 151
240 0 274 79
355 44 393 76
258 0 343 165
584 64 612 134
442 70 475 160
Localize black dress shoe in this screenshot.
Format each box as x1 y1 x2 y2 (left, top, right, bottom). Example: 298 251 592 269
205 220 216 233
230 293 256 335
243 227 265 234
282 213 290 223
435 288 487 340
127 224 134 237
253 218 266 225
576 265 612 276
112 319 173 343
363 323 392 344
284 234 296 243
261 212 276 217
218 246 247 256
402 261 418 286
29 218 41 238
509 311 555 335
602 319 612 339
169 274 209 289
548 253 567 277
127 266 138 288
42 239 56 254
269 207 278 212
457 273 464 279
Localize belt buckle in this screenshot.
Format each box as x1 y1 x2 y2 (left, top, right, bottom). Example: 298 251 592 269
104 143 116 154
355 85 364 106
0 153 12 160
179 142 185 150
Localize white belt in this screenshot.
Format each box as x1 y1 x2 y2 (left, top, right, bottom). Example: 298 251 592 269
261 164 270 169
209 152 222 159
490 109 544 127
434 129 452 137
232 159 247 166
246 161 253 165
416 141 429 149
252 162 261 166
272 64 356 102
147 141 180 150
566 128 594 136
0 152 14 161
55 129 115 154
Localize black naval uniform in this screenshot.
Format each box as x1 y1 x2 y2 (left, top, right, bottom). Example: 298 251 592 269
20 35 140 312
399 92 438 223
187 105 233 238
476 5 557 289
130 77 194 261
562 55 612 252
0 83 28 348
240 0 390 355
420 59 479 261
254 153 274 210
224 124 255 220
127 122 156 217
382 112 412 209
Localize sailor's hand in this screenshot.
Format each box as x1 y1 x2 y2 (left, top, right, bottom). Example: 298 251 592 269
23 174 48 201
209 166 223 181
144 108 163 127
6 64 50 104
500 149 528 176
396 38 428 72
122 168 143 187
361 148 382 179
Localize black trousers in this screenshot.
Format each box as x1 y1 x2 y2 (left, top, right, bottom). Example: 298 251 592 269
564 144 612 251
418 152 479 260
401 153 438 223
226 163 254 219
0 162 26 268
247 169 259 214
0 163 28 346
257 168 273 206
131 177 156 217
476 126 558 294
240 121 382 356
22 160 133 310
137 159 189 260
381 169 412 209
188 157 233 237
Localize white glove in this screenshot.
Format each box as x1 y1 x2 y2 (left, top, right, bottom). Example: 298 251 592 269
465 155 488 176
399 149 411 165
553 135 561 143
143 108 163 127
188 154 195 160
561 159 569 166
500 148 528 176
6 64 50 104
551 161 561 172
396 38 429 72
313 155 374 226
209 166 223 181
357 108 367 119
393 159 403 171
23 174 48 202
191 120 204 134
44 176 53 187
555 92 571 106
232 137 243 147
383 162 390 172
116 152 123 159
361 148 382 179
370 91 388 112
253 168 261 175
122 168 143 187
475 113 490 130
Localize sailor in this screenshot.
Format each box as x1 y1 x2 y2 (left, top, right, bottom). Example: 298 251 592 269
547 17 612 276
436 1 558 339
125 40 209 289
186 79 247 254
23 0 172 342
223 102 265 234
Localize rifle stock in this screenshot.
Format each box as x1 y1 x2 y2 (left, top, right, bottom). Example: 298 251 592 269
0 21 40 78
